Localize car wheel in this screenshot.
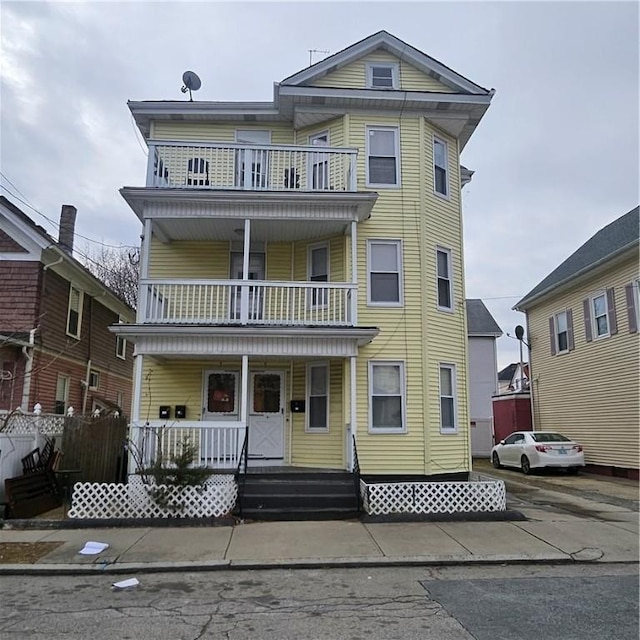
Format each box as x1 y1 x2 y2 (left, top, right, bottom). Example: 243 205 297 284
492 452 502 469
566 467 579 475
521 455 532 475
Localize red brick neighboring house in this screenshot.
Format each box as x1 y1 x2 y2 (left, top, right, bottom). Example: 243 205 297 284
0 196 135 417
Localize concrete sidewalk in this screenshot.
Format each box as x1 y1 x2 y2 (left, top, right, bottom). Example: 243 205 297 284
1 505 637 574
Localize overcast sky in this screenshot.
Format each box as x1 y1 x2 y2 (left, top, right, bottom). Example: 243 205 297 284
1 1 638 369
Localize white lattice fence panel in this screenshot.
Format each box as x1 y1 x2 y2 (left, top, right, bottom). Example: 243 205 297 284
363 480 506 516
68 475 237 519
2 413 65 436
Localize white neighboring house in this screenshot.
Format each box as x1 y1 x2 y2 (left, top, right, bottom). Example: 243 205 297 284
497 362 530 394
466 299 502 457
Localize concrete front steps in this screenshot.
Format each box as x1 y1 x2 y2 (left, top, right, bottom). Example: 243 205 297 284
236 471 359 521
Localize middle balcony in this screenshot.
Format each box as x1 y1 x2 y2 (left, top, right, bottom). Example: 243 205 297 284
140 279 356 327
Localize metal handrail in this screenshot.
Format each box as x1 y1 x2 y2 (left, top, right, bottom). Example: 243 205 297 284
234 430 249 518
352 434 362 513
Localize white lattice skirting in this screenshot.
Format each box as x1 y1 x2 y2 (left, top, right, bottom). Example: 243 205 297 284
361 479 506 515
67 475 238 519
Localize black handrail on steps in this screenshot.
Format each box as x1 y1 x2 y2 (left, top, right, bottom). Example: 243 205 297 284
352 434 362 512
234 430 249 519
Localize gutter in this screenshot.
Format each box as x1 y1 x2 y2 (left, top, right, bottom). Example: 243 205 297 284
20 329 37 412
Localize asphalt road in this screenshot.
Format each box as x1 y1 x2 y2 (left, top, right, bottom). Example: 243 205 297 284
0 564 637 639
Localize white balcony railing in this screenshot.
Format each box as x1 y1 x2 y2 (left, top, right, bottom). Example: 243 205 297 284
130 422 245 471
140 279 356 326
146 141 358 192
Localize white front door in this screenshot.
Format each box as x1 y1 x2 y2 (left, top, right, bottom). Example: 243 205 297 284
248 371 284 460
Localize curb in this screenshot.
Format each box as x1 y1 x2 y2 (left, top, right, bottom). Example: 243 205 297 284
1 554 636 576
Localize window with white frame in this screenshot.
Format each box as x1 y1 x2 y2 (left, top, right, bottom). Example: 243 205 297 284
633 280 640 330
55 375 69 415
592 293 610 338
88 370 100 390
67 285 83 338
366 126 399 187
367 240 402 305
369 361 405 432
307 363 329 431
366 63 398 89
555 311 569 353
116 316 127 359
308 243 329 308
439 364 457 432
436 247 452 310
433 137 449 196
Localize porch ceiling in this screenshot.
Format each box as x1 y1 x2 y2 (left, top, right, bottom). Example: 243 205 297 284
120 189 377 242
111 324 379 358
151 217 352 242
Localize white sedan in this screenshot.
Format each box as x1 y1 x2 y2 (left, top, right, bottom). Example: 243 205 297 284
491 431 585 475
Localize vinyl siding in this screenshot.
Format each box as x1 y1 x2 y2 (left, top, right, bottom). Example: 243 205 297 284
290 360 345 468
148 238 230 278
526 254 639 470
310 51 453 92
151 122 295 145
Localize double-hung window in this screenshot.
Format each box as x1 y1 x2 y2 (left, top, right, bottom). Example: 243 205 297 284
555 311 569 353
366 126 399 187
436 247 453 310
367 240 403 306
116 316 127 359
55 375 69 415
369 361 405 432
307 363 329 432
366 63 398 89
433 137 449 197
67 285 83 338
439 364 457 433
592 293 610 338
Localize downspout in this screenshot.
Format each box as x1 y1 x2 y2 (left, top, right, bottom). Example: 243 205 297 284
20 329 37 411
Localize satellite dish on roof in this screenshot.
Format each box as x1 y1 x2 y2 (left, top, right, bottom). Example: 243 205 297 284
181 71 201 101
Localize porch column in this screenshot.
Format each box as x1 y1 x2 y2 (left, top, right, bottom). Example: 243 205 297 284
240 219 251 324
350 220 358 325
349 355 357 471
137 219 152 323
240 354 249 428
129 354 145 474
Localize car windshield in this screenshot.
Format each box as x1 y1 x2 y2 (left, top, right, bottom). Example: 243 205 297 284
531 433 571 443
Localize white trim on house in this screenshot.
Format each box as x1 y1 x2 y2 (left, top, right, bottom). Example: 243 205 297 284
591 291 610 339
439 363 458 434
366 61 399 89
367 239 404 307
305 361 329 432
433 136 450 199
365 125 401 188
436 246 453 312
368 360 407 434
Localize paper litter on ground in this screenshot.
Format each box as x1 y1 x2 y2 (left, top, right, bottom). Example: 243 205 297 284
79 541 109 555
112 578 140 590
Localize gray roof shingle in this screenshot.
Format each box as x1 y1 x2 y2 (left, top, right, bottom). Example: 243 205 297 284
516 206 639 310
466 299 502 336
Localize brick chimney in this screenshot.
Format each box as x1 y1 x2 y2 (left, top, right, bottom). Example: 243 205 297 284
58 204 77 254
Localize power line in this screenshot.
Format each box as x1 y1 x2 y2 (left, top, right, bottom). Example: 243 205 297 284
0 180 139 250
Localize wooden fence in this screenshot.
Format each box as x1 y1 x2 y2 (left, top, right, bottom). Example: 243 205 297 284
60 416 129 484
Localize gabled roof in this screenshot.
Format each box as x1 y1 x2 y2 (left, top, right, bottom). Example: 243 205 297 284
516 206 639 310
280 30 491 95
0 196 134 318
498 363 518 382
466 299 503 337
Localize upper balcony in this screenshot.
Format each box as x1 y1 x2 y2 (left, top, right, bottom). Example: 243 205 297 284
147 141 358 192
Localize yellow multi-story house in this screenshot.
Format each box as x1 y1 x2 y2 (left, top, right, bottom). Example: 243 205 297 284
114 31 494 513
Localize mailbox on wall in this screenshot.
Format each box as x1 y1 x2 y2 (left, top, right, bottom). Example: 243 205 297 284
175 405 186 419
290 400 305 413
159 406 171 419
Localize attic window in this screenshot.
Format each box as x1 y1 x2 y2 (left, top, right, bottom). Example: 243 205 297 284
367 63 398 89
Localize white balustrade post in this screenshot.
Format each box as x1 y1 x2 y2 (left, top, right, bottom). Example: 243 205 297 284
349 152 357 191
146 143 156 186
